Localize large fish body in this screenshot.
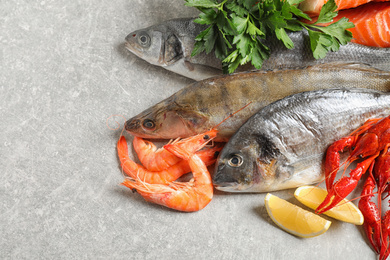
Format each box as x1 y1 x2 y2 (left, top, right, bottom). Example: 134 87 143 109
125 18 390 80
213 88 390 193
125 63 390 141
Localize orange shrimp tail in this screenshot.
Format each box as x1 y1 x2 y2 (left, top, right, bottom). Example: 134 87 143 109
121 178 212 212
121 178 176 205
120 149 215 212
117 136 131 165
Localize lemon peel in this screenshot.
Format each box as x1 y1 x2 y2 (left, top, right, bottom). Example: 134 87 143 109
265 193 331 238
294 186 363 225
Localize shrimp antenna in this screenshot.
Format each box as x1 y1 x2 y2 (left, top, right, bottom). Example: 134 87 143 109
106 114 126 131
214 102 253 129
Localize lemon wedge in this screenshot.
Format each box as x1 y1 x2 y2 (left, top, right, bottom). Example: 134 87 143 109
264 193 331 238
294 186 364 225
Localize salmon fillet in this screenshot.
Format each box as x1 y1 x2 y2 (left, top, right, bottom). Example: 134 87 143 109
332 2 390 47
299 0 389 16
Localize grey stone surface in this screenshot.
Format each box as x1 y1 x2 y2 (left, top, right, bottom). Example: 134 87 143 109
1 1 376 259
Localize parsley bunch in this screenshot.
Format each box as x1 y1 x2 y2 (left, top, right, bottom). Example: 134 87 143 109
185 0 355 73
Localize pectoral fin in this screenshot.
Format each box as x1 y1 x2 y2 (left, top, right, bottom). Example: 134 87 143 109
175 109 209 132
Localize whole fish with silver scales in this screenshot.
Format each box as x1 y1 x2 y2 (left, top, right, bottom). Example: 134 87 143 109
213 88 390 192
125 18 390 80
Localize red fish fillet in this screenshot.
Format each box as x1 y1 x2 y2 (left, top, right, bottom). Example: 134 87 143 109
331 2 390 47
299 0 389 16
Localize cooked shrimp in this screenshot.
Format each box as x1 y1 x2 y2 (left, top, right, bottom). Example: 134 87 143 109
121 139 214 212
118 135 222 184
132 136 182 171
133 128 218 171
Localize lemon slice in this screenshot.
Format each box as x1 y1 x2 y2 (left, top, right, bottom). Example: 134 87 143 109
294 186 363 225
264 193 331 238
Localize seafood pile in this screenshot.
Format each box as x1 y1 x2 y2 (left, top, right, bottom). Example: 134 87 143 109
120 0 390 258
213 88 390 192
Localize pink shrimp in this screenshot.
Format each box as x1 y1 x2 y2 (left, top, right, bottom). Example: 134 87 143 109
121 138 214 212
133 128 218 171
132 137 182 171
117 135 222 184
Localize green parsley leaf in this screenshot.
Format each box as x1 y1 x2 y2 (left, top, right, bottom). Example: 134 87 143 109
237 0 258 11
308 30 334 59
316 17 354 45
288 4 311 20
231 14 247 34
204 26 217 53
195 8 217 24
314 0 338 24
187 0 354 73
287 0 305 5
226 1 247 17
185 0 219 9
275 27 294 49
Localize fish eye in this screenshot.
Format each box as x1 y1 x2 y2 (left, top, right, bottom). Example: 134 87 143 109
142 119 155 130
228 154 243 167
137 32 151 47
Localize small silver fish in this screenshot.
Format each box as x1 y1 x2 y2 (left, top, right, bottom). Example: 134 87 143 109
125 63 390 141
125 18 221 80
125 18 390 80
213 88 390 193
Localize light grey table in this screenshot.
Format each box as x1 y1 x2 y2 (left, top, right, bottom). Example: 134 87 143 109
1 1 376 259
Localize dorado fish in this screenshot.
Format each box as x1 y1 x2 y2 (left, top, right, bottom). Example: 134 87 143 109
213 88 390 192
125 63 390 141
125 18 390 80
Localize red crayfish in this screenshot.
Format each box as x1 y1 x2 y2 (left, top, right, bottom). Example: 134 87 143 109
316 116 390 260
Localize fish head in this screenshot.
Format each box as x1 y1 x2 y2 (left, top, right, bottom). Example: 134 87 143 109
124 100 209 139
125 28 164 66
213 132 294 193
125 25 183 67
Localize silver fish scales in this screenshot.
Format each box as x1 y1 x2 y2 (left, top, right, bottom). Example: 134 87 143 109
213 88 390 192
125 18 390 80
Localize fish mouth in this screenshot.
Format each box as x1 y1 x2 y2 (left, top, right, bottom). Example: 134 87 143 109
213 182 253 192
124 41 133 51
124 118 140 132
124 41 142 56
213 167 251 192
213 182 235 190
